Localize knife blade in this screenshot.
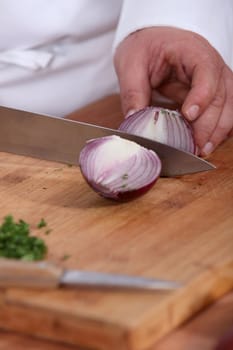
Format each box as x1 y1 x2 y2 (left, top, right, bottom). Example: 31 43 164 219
0 105 215 176
0 259 181 291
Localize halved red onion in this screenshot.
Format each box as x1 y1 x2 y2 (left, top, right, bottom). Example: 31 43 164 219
119 107 197 154
79 135 161 201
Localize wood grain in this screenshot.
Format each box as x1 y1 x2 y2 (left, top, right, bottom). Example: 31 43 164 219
0 292 232 350
0 293 233 350
0 95 232 350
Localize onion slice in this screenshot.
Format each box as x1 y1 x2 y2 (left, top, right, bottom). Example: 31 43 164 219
79 135 161 201
119 107 196 154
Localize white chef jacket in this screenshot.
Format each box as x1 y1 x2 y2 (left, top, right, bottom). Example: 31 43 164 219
0 0 232 117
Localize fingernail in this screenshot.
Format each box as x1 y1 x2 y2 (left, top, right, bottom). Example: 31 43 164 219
125 109 136 119
202 142 214 156
186 105 200 121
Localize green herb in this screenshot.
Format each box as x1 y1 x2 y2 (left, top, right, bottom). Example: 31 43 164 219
160 108 166 114
61 254 71 261
37 218 47 229
45 229 52 235
122 173 128 180
67 164 73 168
0 215 47 261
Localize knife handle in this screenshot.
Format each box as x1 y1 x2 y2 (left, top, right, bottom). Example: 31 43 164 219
0 258 63 288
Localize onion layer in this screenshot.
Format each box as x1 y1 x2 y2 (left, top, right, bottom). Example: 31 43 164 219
119 107 196 154
79 135 161 201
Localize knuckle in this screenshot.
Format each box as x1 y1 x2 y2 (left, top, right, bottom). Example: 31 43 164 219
209 117 233 146
217 121 233 139
193 124 212 147
211 93 225 109
227 93 233 107
198 127 212 141
197 82 216 103
120 88 147 114
121 89 142 104
201 85 213 100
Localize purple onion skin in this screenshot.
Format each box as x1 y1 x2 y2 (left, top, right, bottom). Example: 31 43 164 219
215 329 233 350
116 178 159 201
119 106 197 155
81 174 159 202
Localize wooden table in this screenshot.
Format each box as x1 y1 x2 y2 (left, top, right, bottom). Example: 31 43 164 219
0 95 232 350
0 292 232 350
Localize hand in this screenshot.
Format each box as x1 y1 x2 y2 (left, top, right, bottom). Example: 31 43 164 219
114 27 233 156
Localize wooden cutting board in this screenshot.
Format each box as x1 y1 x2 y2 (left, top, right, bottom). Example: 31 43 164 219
0 95 232 350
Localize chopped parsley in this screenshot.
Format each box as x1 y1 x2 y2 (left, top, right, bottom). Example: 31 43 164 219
160 108 166 114
61 254 71 261
37 218 47 229
122 173 129 180
0 215 47 261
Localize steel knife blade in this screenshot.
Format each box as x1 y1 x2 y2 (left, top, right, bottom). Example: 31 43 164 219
0 258 181 291
0 105 215 176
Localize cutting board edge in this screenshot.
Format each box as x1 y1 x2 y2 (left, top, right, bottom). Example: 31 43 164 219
0 260 232 350
126 259 233 350
0 299 131 350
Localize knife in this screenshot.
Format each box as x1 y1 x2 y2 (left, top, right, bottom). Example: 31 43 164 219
0 105 215 176
0 259 181 291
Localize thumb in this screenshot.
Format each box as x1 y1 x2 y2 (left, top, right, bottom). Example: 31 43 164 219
182 63 220 121
114 53 151 117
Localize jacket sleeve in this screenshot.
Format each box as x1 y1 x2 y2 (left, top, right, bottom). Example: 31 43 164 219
113 0 233 68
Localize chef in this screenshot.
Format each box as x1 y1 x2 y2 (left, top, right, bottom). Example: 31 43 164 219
0 0 232 157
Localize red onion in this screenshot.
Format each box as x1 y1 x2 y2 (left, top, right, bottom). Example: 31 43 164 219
215 328 233 350
79 135 161 201
215 329 233 350
119 107 196 154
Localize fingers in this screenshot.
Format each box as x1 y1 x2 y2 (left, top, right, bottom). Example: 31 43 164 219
182 61 221 122
114 27 233 155
192 66 233 156
117 65 151 116
181 52 233 155
202 67 233 154
158 81 189 104
114 39 151 116
191 76 225 152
